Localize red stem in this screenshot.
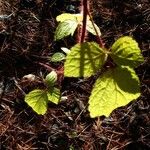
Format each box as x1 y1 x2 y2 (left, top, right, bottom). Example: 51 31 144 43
37 62 63 75
80 0 88 43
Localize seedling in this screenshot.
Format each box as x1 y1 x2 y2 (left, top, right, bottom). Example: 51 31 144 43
25 0 144 118
54 0 144 118
25 71 61 115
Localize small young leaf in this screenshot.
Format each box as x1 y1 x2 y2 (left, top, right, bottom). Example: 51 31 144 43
47 87 60 104
88 66 140 118
61 47 71 54
86 21 101 36
25 89 48 115
54 20 78 41
45 71 57 87
111 36 144 68
64 42 107 77
51 52 66 62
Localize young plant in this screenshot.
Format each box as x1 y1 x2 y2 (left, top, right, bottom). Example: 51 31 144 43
25 71 61 115
54 1 144 118
54 13 101 41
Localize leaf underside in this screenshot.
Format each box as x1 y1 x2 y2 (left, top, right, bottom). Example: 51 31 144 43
55 20 78 41
64 42 107 77
88 66 140 118
111 36 144 68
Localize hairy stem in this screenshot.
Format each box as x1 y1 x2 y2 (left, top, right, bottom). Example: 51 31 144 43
87 10 105 48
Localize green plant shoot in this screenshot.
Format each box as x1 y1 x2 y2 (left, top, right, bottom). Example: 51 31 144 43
64 36 144 118
25 71 60 115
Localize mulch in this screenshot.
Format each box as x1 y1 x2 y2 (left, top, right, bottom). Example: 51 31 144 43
0 0 150 149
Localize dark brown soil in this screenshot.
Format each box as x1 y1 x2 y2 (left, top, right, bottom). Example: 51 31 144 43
0 0 150 150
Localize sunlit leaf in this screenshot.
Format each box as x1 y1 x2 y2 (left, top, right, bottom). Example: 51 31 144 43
55 13 100 39
111 36 144 67
56 13 77 22
54 20 78 41
88 66 140 118
51 52 66 62
25 89 48 115
47 87 60 104
56 13 89 23
64 42 107 77
74 13 90 22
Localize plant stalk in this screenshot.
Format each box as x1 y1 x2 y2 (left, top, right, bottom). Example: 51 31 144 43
80 0 88 43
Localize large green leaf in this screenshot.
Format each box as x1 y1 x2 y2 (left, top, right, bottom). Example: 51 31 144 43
25 89 48 115
47 87 60 104
64 42 107 77
111 36 144 68
54 20 78 41
88 66 140 118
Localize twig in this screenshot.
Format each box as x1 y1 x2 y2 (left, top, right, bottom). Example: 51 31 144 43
37 62 63 75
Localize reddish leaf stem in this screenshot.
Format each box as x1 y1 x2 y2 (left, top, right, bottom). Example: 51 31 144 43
36 62 63 75
80 0 88 43
87 10 105 48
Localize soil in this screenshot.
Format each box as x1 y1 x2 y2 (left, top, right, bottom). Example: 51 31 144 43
0 0 150 150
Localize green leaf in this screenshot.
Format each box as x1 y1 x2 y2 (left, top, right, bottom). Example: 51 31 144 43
51 52 66 62
73 13 90 23
47 87 60 104
54 20 78 41
64 42 107 77
111 36 144 68
88 66 140 118
86 21 101 36
61 47 71 54
56 13 89 23
45 71 57 87
25 89 48 115
56 13 77 22
55 13 101 39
